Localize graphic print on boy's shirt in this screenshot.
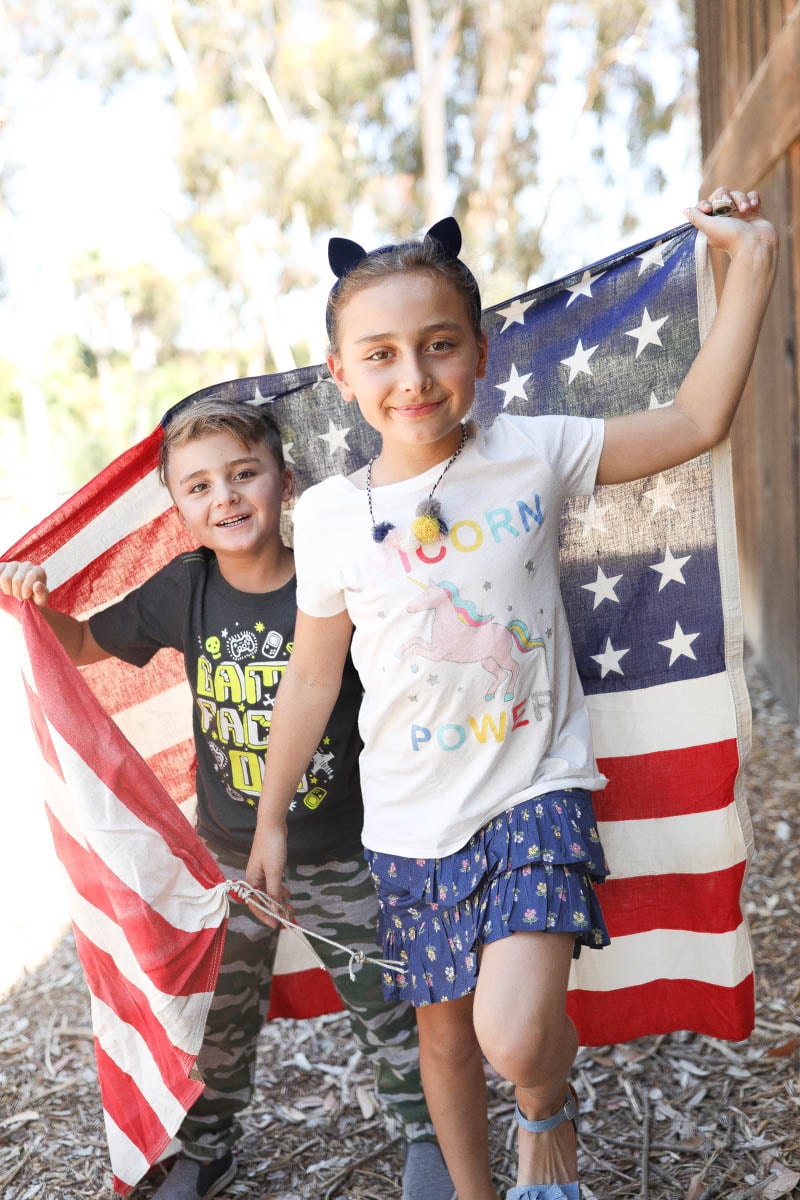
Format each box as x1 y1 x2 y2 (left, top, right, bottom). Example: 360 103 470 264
194 617 334 811
89 552 364 861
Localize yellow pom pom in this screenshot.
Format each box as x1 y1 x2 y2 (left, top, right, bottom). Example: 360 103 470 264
411 514 441 544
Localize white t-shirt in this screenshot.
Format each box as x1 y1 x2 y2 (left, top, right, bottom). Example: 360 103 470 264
293 413 607 857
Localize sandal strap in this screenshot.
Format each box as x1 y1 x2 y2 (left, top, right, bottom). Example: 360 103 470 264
506 1184 580 1200
514 1092 578 1133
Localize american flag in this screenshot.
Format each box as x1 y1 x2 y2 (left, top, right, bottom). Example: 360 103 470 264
0 222 753 1193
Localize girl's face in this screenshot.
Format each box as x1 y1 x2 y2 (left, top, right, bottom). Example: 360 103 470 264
327 271 488 469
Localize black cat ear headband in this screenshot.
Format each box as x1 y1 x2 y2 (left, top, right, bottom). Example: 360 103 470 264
325 217 475 339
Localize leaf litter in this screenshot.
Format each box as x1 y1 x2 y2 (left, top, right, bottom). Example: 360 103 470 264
1 648 797 1199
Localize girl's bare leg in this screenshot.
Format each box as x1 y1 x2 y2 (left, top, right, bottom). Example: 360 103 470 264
415 993 500 1200
473 932 578 1186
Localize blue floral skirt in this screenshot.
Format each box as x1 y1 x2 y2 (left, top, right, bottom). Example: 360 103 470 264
365 789 610 1007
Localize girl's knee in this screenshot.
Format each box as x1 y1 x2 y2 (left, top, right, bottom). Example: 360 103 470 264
475 1010 576 1085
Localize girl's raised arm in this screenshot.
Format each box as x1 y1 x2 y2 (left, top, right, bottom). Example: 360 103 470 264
245 606 354 923
596 188 778 486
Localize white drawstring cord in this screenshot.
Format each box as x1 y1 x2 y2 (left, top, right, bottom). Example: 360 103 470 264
226 880 407 982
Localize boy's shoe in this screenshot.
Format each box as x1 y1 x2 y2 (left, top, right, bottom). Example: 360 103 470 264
151 1151 237 1199
402 1139 457 1200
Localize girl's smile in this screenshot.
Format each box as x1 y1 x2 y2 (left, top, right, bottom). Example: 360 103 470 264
328 272 488 479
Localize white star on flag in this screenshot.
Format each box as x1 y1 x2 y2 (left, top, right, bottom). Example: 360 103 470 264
565 270 601 306
591 636 630 678
495 363 532 407
282 441 295 465
637 241 665 275
581 565 623 608
643 474 678 513
650 546 691 590
648 391 673 409
251 383 273 405
659 621 700 666
561 338 598 383
626 307 669 357
496 297 534 331
575 495 610 537
318 419 351 454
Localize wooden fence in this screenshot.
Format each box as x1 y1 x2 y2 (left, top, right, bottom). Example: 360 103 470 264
695 0 800 717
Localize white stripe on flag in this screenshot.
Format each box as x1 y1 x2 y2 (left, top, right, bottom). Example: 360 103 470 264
569 922 753 992
111 681 194 758
90 992 190 1132
586 672 736 758
272 926 326 974
102 1111 151 1194
44 471 171 591
47 720 228 931
66 878 215 1055
599 800 747 880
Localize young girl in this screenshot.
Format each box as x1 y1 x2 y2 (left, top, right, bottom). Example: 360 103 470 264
246 189 777 1199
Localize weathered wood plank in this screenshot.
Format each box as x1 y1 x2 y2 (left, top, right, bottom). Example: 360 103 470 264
701 1 800 191
729 159 800 714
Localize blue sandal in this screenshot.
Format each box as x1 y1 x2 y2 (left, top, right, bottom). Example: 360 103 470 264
506 1091 580 1200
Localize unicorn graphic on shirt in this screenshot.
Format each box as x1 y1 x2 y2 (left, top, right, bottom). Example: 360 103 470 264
396 580 545 703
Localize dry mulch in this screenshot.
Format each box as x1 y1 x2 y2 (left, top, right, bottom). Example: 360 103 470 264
1 649 798 1200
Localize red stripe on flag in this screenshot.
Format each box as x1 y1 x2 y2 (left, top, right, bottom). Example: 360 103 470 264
568 973 754 1045
22 675 64 782
147 739 197 806
267 967 343 1021
81 642 186 725
599 861 747 937
53 507 195 616
75 925 208 1097
94 1040 169 1159
93 1041 173 1198
24 605 222 892
2 428 165 564
596 739 739 821
48 812 225 996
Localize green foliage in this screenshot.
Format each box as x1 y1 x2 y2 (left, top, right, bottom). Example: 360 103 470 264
0 0 698 487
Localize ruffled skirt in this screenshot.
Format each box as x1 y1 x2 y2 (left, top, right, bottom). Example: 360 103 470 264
365 789 610 1006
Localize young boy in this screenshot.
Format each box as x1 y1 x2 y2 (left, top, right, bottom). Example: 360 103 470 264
0 397 454 1200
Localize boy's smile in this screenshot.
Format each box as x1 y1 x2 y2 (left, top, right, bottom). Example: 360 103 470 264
328 272 488 479
167 430 293 571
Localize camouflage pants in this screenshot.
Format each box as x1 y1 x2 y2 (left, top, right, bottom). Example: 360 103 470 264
179 849 432 1161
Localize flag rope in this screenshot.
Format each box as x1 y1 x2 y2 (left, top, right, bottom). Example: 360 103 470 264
226 880 406 981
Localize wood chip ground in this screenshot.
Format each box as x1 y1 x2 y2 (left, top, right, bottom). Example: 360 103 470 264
1 650 798 1199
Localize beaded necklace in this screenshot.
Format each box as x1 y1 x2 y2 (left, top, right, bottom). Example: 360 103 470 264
366 424 468 545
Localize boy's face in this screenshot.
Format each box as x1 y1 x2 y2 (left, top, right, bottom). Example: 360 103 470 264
166 430 292 561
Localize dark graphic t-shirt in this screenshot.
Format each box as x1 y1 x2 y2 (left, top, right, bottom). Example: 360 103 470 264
89 549 363 863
